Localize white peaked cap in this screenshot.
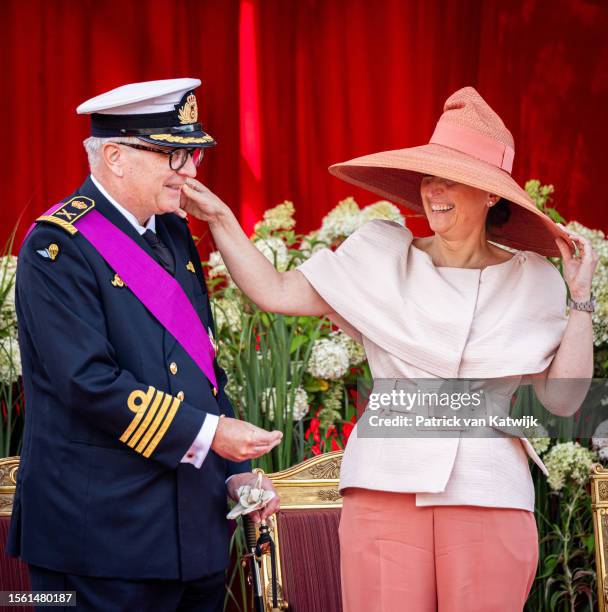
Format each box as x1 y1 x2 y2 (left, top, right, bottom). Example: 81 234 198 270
75 77 215 148
77 78 202 115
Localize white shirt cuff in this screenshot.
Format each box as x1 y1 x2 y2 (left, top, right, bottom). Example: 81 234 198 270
180 413 220 469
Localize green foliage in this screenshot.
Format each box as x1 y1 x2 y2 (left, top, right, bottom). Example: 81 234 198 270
0 226 23 458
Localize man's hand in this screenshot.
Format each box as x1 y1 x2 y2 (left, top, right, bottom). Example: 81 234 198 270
227 472 280 522
211 416 283 462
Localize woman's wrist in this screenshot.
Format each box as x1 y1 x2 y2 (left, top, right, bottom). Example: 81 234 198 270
569 291 592 302
208 203 236 232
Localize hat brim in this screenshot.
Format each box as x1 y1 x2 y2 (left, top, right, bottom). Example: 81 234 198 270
138 130 216 148
329 143 573 257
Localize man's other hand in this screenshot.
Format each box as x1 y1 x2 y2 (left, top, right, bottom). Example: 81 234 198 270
211 417 283 462
227 472 280 522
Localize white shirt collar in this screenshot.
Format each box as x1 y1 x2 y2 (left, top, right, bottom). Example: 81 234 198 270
90 174 156 235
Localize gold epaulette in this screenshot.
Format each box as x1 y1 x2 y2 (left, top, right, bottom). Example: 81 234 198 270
36 196 95 236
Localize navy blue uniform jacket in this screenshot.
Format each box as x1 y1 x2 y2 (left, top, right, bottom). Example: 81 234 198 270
7 176 250 580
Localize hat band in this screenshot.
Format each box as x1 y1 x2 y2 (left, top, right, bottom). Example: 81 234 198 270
429 121 515 174
118 124 202 136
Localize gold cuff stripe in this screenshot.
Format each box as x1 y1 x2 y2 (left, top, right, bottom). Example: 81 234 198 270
36 216 78 235
135 392 173 454
119 386 155 443
128 390 165 448
143 397 181 458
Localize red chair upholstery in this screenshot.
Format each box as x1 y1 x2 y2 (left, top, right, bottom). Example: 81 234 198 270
276 508 342 612
255 451 344 611
0 457 32 611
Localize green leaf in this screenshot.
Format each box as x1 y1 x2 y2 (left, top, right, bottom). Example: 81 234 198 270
290 335 308 354
583 533 595 554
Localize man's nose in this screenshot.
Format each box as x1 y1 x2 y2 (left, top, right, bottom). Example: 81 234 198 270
178 154 197 178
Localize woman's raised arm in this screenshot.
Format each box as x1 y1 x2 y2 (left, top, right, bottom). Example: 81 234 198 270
181 179 331 317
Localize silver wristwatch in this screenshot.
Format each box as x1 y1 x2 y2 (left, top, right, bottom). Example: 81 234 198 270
567 293 596 312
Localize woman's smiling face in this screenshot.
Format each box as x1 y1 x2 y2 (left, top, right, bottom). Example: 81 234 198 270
420 175 496 237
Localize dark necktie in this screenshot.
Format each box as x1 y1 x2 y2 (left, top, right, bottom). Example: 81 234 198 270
142 229 175 275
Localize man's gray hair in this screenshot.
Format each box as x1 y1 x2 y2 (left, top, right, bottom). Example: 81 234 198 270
83 136 142 169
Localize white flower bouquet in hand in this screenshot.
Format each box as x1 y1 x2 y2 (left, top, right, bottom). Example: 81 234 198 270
227 472 276 519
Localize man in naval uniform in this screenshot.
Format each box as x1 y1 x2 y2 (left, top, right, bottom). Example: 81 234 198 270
7 78 282 611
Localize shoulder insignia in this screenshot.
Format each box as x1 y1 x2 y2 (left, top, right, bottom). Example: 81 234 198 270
186 260 196 274
36 243 60 261
36 196 95 236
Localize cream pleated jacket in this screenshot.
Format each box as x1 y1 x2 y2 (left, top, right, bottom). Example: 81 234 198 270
297 219 568 511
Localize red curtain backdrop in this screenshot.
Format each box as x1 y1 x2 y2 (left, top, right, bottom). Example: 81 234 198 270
1 0 607 248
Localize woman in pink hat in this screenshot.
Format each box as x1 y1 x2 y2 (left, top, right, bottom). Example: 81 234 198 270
180 87 598 611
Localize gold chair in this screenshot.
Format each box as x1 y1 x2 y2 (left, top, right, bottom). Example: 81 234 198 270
254 450 344 612
0 456 31 600
0 456 19 518
591 463 608 610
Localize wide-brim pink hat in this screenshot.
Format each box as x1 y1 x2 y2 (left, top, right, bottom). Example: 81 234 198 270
329 87 573 257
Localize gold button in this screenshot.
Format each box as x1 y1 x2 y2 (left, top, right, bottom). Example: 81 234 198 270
169 362 178 375
213 387 218 396
176 391 185 401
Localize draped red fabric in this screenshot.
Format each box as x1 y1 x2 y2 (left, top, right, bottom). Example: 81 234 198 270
1 0 606 247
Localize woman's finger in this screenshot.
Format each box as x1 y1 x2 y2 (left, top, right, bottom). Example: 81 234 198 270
555 237 572 262
185 177 205 192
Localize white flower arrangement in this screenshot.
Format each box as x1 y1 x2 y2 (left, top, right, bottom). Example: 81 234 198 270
261 385 310 422
316 197 363 243
306 338 350 380
592 418 608 461
316 198 406 245
254 236 290 272
359 201 405 225
207 251 228 278
253 200 296 233
543 441 597 491
330 330 366 366
522 423 551 456
0 335 21 386
211 297 242 334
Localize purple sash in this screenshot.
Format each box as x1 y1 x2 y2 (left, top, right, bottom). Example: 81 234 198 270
25 206 218 392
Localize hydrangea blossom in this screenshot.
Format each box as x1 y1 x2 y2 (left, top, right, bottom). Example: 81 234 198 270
254 201 296 233
317 198 362 243
592 419 608 461
0 335 21 385
254 237 290 272
211 297 242 334
330 330 366 366
207 251 228 278
543 441 597 491
306 338 349 380
522 423 551 456
0 255 17 333
360 201 405 225
261 385 309 422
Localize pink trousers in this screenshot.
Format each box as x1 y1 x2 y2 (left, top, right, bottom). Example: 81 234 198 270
339 488 538 612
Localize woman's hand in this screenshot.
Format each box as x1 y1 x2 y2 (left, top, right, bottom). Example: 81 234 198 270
179 178 229 224
555 227 599 300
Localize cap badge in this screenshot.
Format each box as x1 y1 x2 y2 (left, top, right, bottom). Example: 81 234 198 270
177 93 198 125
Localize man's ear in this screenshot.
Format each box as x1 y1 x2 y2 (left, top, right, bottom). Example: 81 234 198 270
102 142 125 178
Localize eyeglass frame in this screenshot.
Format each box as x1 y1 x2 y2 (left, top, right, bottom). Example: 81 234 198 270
111 142 204 171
